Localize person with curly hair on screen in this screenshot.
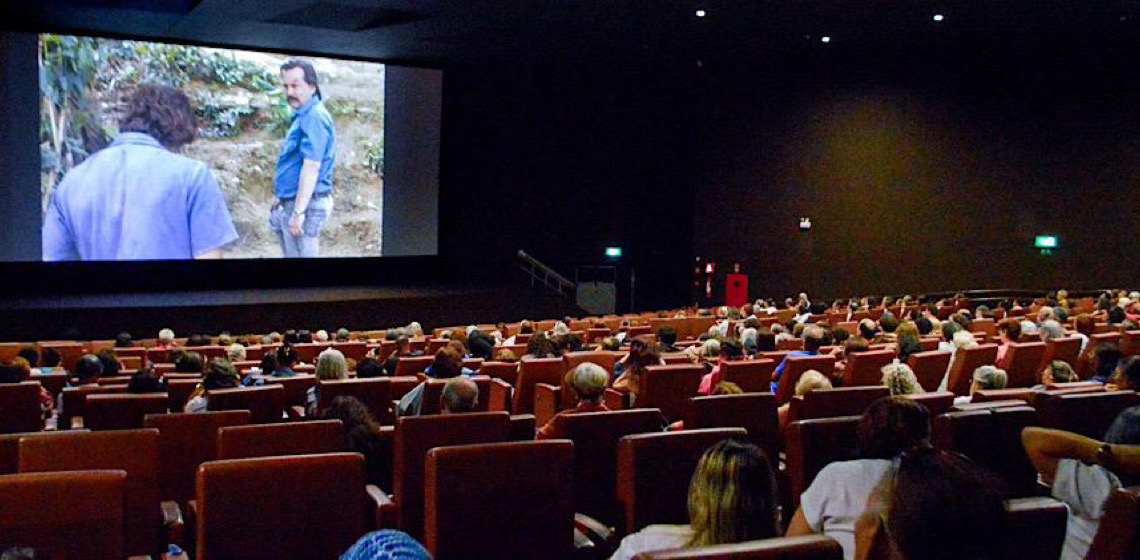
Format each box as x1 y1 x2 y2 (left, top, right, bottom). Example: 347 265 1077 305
43 84 237 261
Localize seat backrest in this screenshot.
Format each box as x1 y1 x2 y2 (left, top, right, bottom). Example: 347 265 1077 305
512 358 566 414
206 385 285 424
933 407 1039 497
395 355 435 376
1004 496 1069 560
844 350 896 387
419 375 492 415
393 411 512 540
617 428 748 534
972 318 998 336
564 350 619 374
217 419 344 460
1085 486 1140 560
799 386 891 420
478 361 520 385
972 388 1036 404
1042 337 1082 369
292 342 333 364
684 393 780 460
638 364 706 422
1038 390 1140 439
0 470 127 560
318 377 392 423
425 440 576 560
18 429 160 556
196 453 367 559
0 430 89 475
0 382 44 434
901 391 955 419
785 416 860 510
1003 342 1047 388
906 350 953 392
722 360 776 393
84 393 169 430
258 374 316 408
166 378 201 413
143 410 251 503
1121 330 1140 357
633 534 843 559
945 344 999 395
36 372 69 400
776 355 836 404
559 408 664 527
834 321 859 336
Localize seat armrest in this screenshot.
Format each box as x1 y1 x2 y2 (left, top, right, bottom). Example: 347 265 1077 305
489 378 514 413
574 512 616 556
366 484 398 528
161 500 185 549
603 388 630 410
534 383 562 427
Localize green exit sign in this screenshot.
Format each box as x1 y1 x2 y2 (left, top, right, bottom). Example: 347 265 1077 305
605 247 622 258
1034 236 1058 248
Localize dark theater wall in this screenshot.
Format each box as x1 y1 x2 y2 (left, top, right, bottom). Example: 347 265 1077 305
694 41 1140 300
438 58 699 311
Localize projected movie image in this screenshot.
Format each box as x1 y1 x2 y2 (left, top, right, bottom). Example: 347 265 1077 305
39 34 385 260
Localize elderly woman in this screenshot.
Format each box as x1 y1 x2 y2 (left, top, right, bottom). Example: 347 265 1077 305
305 348 348 416
881 363 924 396
1034 360 1078 391
952 365 1007 405
537 363 611 439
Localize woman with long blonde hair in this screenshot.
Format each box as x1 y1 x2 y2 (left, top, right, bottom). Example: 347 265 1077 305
609 439 779 559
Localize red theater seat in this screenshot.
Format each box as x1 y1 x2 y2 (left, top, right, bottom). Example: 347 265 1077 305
844 350 895 387
785 416 860 510
933 406 1040 497
0 430 88 475
206 385 286 424
794 386 890 421
144 410 251 504
395 355 434 376
1085 486 1140 560
945 344 999 396
0 470 128 560
906 350 952 392
84 393 169 430
1037 390 1140 439
216 419 344 459
776 355 836 404
318 377 392 424
636 364 706 422
0 382 44 434
684 393 780 460
722 359 776 393
1003 342 1047 388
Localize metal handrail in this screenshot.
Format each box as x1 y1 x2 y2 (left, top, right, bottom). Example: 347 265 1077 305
518 250 575 296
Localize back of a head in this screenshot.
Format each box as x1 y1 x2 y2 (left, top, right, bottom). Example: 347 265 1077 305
341 529 432 560
319 395 379 439
712 381 744 395
857 397 931 459
887 448 1006 560
158 328 175 344
859 319 879 340
468 332 495 361
686 439 778 547
1105 405 1140 446
1047 361 1077 384
75 353 104 382
16 346 38 368
203 358 240 391
128 367 164 394
882 363 923 396
795 370 833 396
357 357 385 379
720 338 744 361
95 350 121 378
40 347 62 368
441 377 479 413
226 343 247 363
336 328 352 342
915 317 933 335
658 326 678 346
879 313 899 334
896 336 923 365
844 337 870 356
570 362 609 402
175 351 204 374
429 348 463 379
1039 320 1065 341
972 365 1008 390
952 329 978 350
803 326 825 352
1095 343 1124 379
114 331 133 348
315 348 349 381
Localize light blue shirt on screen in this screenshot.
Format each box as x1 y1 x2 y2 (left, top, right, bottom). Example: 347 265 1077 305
274 95 336 198
42 132 238 261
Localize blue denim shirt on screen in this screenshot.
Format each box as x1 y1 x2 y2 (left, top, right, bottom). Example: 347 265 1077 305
42 132 238 261
274 95 336 198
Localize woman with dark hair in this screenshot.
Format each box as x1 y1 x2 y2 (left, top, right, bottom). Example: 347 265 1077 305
523 333 559 359
610 439 779 559
786 397 931 560
319 396 385 486
1023 407 1140 560
612 335 664 400
184 358 240 413
43 84 237 261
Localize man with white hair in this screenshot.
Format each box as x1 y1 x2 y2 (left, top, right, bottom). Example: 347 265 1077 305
954 365 1008 405
156 328 176 350
1039 320 1066 342
314 329 330 342
226 344 247 363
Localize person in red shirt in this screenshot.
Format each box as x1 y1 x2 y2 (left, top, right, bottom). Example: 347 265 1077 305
536 362 611 439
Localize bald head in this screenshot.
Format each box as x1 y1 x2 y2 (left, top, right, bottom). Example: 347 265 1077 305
441 377 479 413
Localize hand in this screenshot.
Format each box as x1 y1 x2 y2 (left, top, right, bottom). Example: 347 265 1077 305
288 212 305 237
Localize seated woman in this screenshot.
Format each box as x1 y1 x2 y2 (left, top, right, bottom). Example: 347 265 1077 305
318 395 387 488
1108 356 1140 392
995 318 1022 368
536 362 610 439
832 337 870 386
786 396 931 560
306 348 349 416
777 370 832 430
880 363 923 396
184 359 240 413
697 338 745 395
609 439 779 560
1033 360 1078 391
1022 406 1140 560
612 335 665 401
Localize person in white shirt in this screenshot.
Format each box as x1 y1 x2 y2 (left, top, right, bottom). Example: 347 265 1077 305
610 439 779 560
785 396 932 560
1022 407 1140 560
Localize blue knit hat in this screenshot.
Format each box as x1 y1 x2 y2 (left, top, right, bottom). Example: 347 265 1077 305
341 530 432 560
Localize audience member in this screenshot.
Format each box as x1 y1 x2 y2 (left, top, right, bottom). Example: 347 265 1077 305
613 335 663 400
184 358 240 413
396 348 465 417
1073 314 1095 352
128 365 165 393
319 396 386 487
96 350 122 378
697 337 744 395
1091 343 1123 384
306 348 349 415
996 318 1021 367
440 376 479 413
1109 356 1140 392
114 331 134 348
39 347 62 373
786 397 931 560
174 351 204 374
777 370 833 429
657 326 679 353
357 356 386 379
1023 407 1140 560
1035 360 1078 391
881 363 923 396
771 325 825 390
610 439 779 560
384 335 422 375
537 363 611 439
1039 319 1066 342
226 343 247 363
523 333 559 359
335 327 352 342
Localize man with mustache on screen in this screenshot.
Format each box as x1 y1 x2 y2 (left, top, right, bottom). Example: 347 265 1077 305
42 84 238 261
269 58 336 258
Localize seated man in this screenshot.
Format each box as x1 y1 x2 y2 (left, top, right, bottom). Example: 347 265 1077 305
440 377 479 414
396 348 466 417
771 325 826 392
536 363 610 439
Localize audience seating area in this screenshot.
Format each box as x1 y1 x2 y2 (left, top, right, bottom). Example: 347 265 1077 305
1 295 1139 559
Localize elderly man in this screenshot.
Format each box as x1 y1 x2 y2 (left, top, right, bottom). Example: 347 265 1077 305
771 325 826 391
269 59 337 258
441 377 479 413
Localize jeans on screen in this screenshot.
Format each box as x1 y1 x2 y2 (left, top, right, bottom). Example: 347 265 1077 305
268 195 332 258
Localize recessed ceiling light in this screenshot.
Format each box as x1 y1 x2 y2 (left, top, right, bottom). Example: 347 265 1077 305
821 36 831 43
933 14 945 22
695 9 707 17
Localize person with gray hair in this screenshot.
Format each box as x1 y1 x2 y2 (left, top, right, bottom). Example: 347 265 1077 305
1039 319 1066 342
962 365 1008 404
440 377 479 413
881 363 924 396
226 343 247 363
306 348 348 415
537 362 610 439
157 328 176 349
